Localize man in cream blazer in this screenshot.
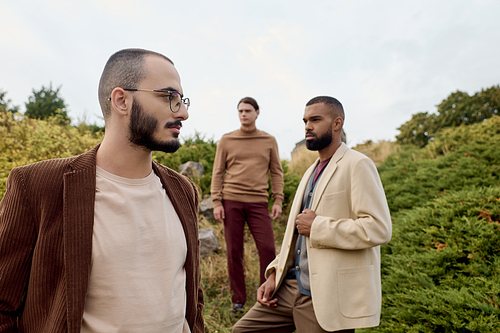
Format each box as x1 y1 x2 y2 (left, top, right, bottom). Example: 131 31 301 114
233 96 392 332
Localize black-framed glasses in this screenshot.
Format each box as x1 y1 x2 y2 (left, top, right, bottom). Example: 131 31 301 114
123 88 190 113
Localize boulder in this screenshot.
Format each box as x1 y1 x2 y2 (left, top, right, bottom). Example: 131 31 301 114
199 228 220 256
179 161 204 178
199 194 214 220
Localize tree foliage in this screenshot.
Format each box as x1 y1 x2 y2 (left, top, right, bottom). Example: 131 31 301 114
0 90 20 114
396 85 500 147
25 83 70 125
395 112 437 147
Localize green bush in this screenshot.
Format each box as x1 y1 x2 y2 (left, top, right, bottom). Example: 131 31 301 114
374 186 500 332
281 160 301 212
373 115 500 332
380 116 500 213
0 112 102 200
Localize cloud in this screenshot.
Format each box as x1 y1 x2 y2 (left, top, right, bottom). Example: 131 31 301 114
1 0 499 159
0 4 51 54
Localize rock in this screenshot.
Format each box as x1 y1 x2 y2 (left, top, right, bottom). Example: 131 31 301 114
199 195 214 220
179 161 204 178
199 228 219 256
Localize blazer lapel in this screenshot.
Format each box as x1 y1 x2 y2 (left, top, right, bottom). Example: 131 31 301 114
274 159 318 286
63 146 98 333
310 143 348 211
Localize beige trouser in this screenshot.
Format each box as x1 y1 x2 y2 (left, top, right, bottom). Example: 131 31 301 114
232 278 355 333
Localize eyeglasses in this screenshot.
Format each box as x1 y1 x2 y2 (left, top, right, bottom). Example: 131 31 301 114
123 88 190 113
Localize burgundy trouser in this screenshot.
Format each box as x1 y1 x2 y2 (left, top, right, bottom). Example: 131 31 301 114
223 200 276 304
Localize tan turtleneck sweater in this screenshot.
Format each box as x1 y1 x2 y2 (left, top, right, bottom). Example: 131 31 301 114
211 128 284 208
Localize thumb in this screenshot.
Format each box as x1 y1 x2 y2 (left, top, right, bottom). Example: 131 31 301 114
263 284 272 301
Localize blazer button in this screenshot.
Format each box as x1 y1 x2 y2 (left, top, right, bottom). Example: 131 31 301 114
295 266 300 271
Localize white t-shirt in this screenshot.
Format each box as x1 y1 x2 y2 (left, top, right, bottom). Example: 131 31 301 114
81 166 189 332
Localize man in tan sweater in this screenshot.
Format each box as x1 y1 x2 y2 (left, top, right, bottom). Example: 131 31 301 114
211 97 284 314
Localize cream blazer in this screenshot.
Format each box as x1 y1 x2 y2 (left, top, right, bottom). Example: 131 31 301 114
266 143 392 331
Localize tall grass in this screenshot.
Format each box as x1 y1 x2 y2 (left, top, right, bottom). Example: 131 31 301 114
288 144 317 176
352 140 399 166
200 214 288 332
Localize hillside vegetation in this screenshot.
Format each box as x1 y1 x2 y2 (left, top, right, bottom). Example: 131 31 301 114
1 85 499 332
372 116 500 332
0 112 102 197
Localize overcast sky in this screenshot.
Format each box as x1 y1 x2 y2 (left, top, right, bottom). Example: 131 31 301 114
1 0 499 159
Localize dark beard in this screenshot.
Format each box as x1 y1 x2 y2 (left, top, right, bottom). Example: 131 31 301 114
305 126 333 151
128 99 181 153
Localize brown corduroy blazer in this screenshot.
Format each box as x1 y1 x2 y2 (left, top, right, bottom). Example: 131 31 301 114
0 145 204 332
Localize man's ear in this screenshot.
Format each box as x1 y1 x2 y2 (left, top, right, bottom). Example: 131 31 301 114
256 109 260 118
333 116 343 131
110 87 131 117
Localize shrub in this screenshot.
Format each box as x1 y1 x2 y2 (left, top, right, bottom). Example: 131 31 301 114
379 116 500 213
0 112 102 200
373 186 500 332
278 160 301 213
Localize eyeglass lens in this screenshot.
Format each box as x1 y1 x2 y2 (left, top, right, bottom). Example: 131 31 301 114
169 92 189 112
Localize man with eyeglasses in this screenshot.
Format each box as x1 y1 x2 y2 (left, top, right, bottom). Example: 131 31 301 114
233 96 391 332
0 49 204 332
211 97 284 315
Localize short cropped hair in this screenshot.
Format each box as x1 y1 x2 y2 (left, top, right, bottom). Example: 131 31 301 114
238 97 259 111
98 48 173 118
306 96 345 120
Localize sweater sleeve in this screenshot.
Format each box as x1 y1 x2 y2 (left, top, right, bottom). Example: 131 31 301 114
210 137 227 207
269 137 284 207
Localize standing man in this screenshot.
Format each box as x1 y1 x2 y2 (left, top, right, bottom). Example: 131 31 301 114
233 96 392 332
211 97 284 314
0 49 204 332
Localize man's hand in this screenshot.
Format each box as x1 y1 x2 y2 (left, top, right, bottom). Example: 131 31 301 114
257 271 278 308
214 205 225 223
270 204 282 220
296 209 316 237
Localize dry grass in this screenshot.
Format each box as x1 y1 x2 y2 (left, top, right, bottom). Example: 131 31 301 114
200 214 287 332
352 140 399 166
289 144 318 177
